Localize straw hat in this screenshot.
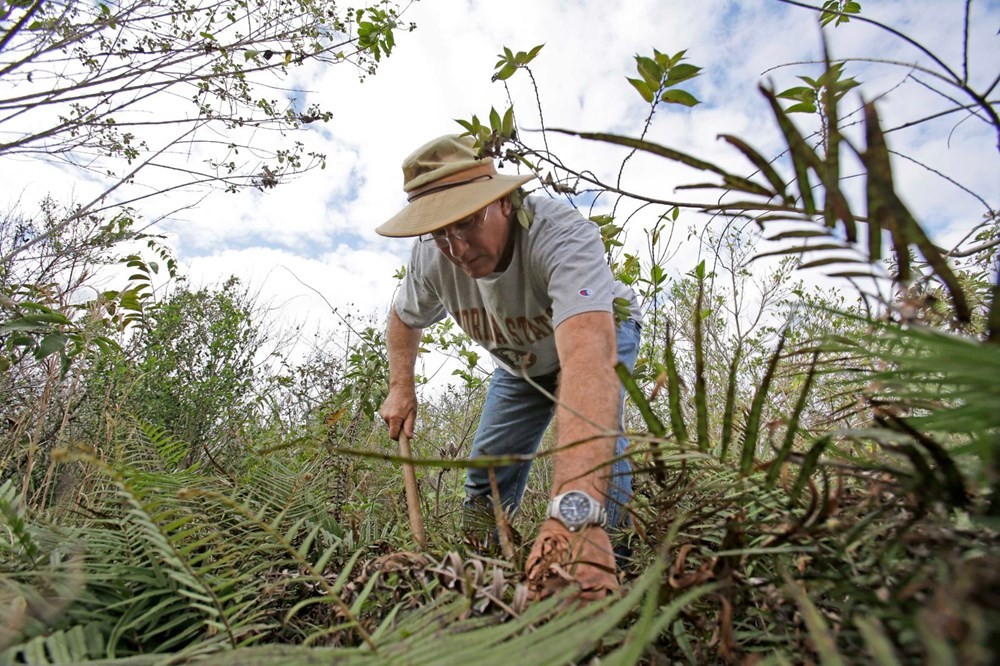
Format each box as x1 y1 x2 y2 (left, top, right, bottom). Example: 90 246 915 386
375 134 536 238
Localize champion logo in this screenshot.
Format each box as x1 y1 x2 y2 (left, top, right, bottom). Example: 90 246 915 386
579 289 592 297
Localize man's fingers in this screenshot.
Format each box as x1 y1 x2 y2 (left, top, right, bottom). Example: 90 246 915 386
378 390 418 442
526 522 618 602
385 418 401 441
383 415 416 441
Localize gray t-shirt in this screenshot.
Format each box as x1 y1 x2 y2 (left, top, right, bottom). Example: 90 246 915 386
393 196 640 377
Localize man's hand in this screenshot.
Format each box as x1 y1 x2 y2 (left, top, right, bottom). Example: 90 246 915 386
379 385 417 441
525 518 618 602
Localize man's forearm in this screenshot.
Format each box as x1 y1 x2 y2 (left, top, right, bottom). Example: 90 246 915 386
552 312 619 501
386 308 423 387
380 308 425 439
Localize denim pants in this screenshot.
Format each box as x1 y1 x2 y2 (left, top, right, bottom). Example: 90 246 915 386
464 318 641 531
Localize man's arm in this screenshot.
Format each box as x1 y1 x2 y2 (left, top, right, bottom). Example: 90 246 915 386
526 309 621 600
379 308 423 440
551 310 619 499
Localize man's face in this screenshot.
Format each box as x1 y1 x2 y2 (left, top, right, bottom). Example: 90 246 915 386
429 197 513 279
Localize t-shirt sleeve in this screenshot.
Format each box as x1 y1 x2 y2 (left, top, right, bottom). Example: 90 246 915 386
393 242 448 329
533 204 616 329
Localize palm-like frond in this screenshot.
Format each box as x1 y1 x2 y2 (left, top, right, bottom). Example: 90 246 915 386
820 316 1000 512
54 558 713 666
1 420 368 662
80 461 272 653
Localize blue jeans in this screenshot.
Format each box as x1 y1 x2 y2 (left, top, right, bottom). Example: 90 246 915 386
464 318 641 531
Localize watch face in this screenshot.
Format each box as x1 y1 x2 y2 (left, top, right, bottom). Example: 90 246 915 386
558 492 591 524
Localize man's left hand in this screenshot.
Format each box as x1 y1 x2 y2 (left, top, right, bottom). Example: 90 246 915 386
525 518 618 602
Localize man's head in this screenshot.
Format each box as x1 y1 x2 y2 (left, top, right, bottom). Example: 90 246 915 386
377 135 535 278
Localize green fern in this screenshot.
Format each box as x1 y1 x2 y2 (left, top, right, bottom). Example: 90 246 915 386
0 624 104 666
0 479 40 567
133 420 190 469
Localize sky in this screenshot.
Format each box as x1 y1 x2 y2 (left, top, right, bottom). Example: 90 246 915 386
4 0 999 375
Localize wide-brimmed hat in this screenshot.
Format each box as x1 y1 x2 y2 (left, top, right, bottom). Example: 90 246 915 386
375 134 536 238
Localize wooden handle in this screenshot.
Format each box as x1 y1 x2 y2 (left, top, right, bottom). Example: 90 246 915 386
398 433 427 550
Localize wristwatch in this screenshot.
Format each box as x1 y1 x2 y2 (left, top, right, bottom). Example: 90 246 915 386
546 490 606 532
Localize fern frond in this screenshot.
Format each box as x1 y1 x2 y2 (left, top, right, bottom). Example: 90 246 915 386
0 479 40 568
132 419 191 470
0 623 104 666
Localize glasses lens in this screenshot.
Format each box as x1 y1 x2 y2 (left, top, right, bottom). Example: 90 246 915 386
430 203 491 244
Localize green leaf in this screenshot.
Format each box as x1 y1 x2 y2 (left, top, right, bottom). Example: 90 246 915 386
493 62 517 81
502 106 514 137
693 266 709 450
855 617 903 665
660 89 699 106
721 174 772 196
719 134 789 203
785 102 818 114
719 344 743 462
627 78 655 104
797 256 864 269
754 243 851 260
35 332 67 359
761 85 820 214
2 310 70 332
777 86 815 101
827 270 879 279
635 55 661 89
767 351 819 487
615 363 666 485
784 569 847 666
662 326 689 448
454 118 476 134
665 63 701 85
740 331 787 474
548 129 727 176
1 318 45 333
766 230 831 241
859 102 970 323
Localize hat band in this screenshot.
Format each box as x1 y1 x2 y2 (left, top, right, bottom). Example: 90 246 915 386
406 162 497 202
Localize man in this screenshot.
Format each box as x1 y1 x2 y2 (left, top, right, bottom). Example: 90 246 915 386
377 134 641 599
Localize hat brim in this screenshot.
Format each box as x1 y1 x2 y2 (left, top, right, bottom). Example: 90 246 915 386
376 173 536 238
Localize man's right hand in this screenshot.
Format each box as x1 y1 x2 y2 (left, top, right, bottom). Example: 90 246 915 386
525 518 618 602
379 385 417 441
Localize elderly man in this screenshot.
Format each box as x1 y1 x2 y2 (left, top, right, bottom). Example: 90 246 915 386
377 134 641 598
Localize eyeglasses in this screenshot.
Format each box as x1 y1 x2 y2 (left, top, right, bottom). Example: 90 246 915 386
420 203 493 246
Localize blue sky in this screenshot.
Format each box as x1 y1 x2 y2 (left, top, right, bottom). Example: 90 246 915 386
175 0 997 345
3 0 997 367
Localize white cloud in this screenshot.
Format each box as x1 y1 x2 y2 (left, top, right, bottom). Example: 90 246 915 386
3 0 997 370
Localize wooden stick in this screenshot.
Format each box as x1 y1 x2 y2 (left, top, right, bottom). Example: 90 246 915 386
398 433 427 550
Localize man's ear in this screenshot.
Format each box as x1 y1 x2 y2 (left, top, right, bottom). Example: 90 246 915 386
499 195 514 217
